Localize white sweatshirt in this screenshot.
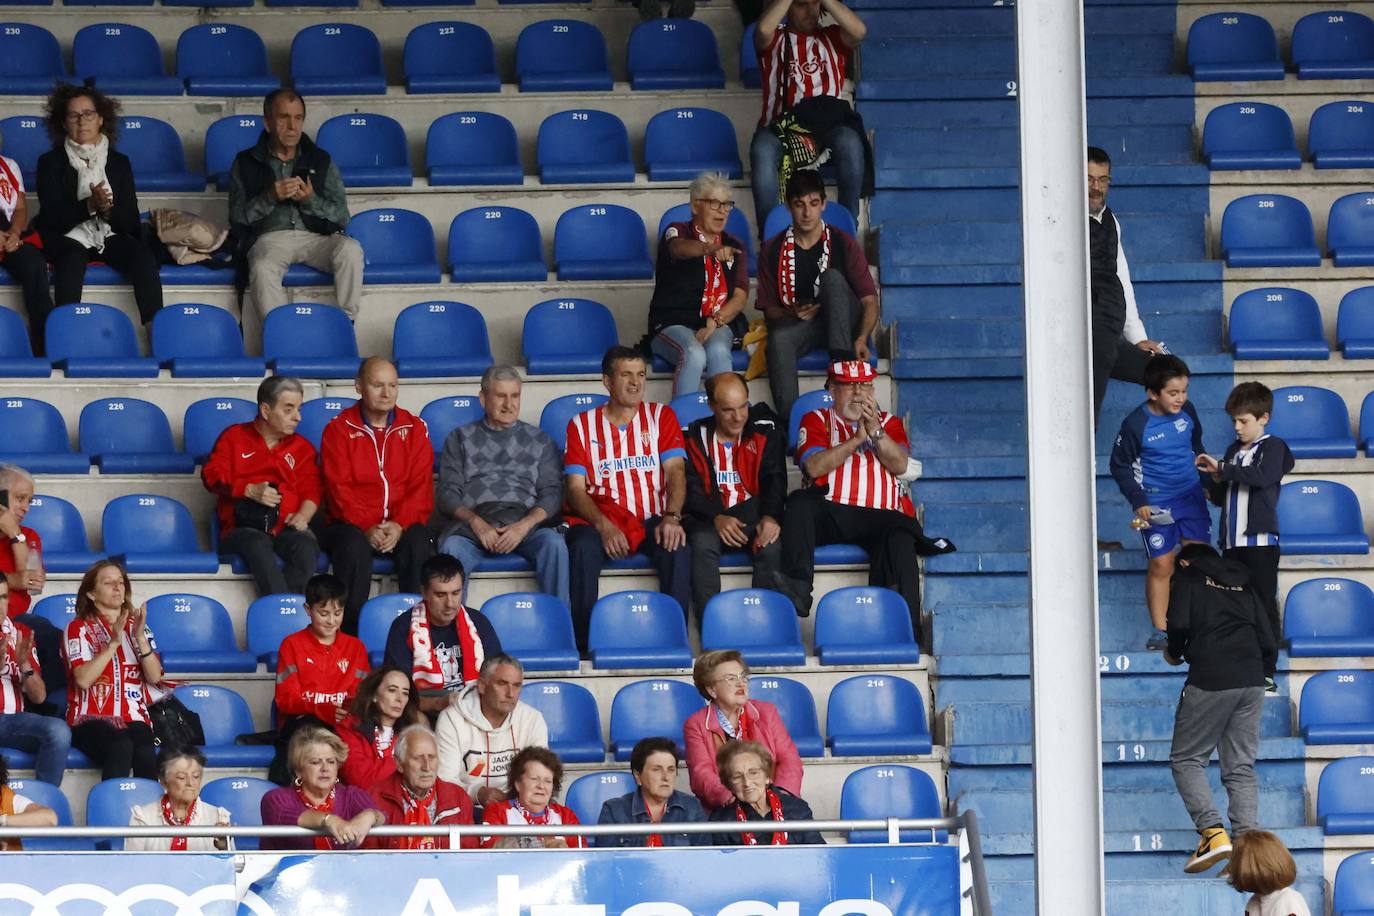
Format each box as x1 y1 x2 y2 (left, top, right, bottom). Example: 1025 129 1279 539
435 683 550 797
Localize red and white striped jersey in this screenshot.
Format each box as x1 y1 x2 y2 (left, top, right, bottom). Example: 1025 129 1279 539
64 616 158 726
758 25 851 125
710 435 751 510
565 402 687 521
797 408 912 513
1 615 39 715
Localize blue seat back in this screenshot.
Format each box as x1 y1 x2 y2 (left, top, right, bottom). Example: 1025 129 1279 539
1186 12 1280 68
152 304 249 362
0 308 39 361
589 591 688 651
1341 286 1374 345
788 389 834 448
644 107 741 168
522 298 619 369
746 675 822 745
103 494 203 556
0 398 70 455
1279 479 1365 537
204 114 263 186
700 588 801 651
174 684 256 745
176 23 269 79
349 208 435 268
763 202 857 241
119 115 192 179
827 675 925 737
24 495 88 554
183 397 256 463
1287 578 1374 645
815 586 917 646
146 593 238 654
740 23 760 86
1269 386 1352 442
562 771 633 826
1329 192 1374 252
394 300 489 362
668 391 711 428
6 778 73 826
0 24 63 80
404 22 496 79
555 204 649 265
199 776 274 849
539 393 609 451
426 112 520 170
86 778 162 835
657 203 753 263
537 109 630 171
1202 101 1296 154
79 397 176 455
262 303 358 363
1335 849 1374 910
46 303 141 362
448 206 543 268
419 394 482 459
1317 756 1374 821
246 594 308 661
628 18 722 78
0 116 49 186
1300 670 1374 728
1292 10 1374 65
520 679 602 748
1220 194 1317 252
481 592 578 657
317 114 410 172
358 593 422 660
608 680 701 753
291 24 382 79
30 593 76 630
1229 288 1323 342
516 20 608 80
839 764 942 827
1310 100 1374 158
74 22 166 80
296 397 355 450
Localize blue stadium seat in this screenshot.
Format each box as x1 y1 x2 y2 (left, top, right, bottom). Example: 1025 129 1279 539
117 115 204 191
608 679 701 761
1329 193 1374 266
174 684 273 766
447 207 546 283
1292 10 1374 79
826 674 933 756
262 303 360 379
555 205 653 280
30 593 76 629
204 114 263 191
700 589 805 666
296 397 354 450
1334 848 1374 912
74 23 183 95
0 24 66 95
290 24 385 95
403 22 499 94
516 20 612 92
358 593 421 667
564 771 634 827
740 23 760 88
1279 480 1370 554
419 395 482 468
840 765 944 843
1286 578 1374 657
425 113 523 186
177 23 279 96
815 586 921 665
481 593 580 671
0 398 89 473
588 591 692 669
644 108 743 181
1186 12 1284 81
627 19 725 90
1318 756 1374 834
1345 288 1374 359
788 389 833 449
316 114 412 187
46 303 159 378
521 680 605 763
0 116 48 189
147 594 255 673
746 675 824 757
1268 386 1356 458
1300 669 1374 743
102 494 219 573
80 398 196 474
763 202 858 241
537 110 634 184
540 393 609 450
152 304 265 378
246 593 307 668
668 392 711 428
86 778 161 849
1219 195 1322 267
1201 102 1301 170
522 298 619 375
200 776 274 850
349 208 440 283
1309 100 1374 169
23 496 99 572
1228 287 1329 360
5 778 85 851
393 301 492 378
0 308 47 378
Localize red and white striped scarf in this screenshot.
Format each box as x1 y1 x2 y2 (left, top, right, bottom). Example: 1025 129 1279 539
735 789 789 846
408 605 483 693
692 223 729 318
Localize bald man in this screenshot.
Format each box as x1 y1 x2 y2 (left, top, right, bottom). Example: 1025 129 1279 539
319 357 436 633
682 373 788 616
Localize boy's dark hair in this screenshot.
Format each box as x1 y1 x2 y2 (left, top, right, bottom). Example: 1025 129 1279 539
1087 146 1111 168
304 573 346 607
602 345 646 377
1225 381 1273 419
1144 354 1190 394
629 736 680 774
785 169 826 203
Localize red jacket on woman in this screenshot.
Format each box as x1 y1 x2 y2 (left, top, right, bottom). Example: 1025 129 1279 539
202 421 322 537
683 700 803 812
319 404 433 530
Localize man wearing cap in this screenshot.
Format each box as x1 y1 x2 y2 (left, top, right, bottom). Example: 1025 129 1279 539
770 361 953 627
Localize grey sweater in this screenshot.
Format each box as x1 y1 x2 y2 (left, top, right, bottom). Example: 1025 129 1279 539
437 419 563 543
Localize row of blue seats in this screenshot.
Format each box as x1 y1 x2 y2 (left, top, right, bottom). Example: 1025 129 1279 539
1187 10 1374 81
1220 192 1374 267
1203 100 1374 170
0 19 737 97
1183 383 1374 459
8 762 943 850
1230 285 1374 360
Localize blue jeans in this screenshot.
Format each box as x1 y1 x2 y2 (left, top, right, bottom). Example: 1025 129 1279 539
750 124 865 237
0 710 71 786
652 324 734 398
440 527 570 608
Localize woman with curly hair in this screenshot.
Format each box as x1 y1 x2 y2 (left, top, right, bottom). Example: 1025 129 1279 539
34 84 162 328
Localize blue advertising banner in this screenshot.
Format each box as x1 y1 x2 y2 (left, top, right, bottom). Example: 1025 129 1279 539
0 853 240 914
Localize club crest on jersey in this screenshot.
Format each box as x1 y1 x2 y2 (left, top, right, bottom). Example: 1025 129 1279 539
338 658 349 672
798 428 807 447
399 428 409 441
284 453 296 469
1174 418 1188 433
1148 533 1165 550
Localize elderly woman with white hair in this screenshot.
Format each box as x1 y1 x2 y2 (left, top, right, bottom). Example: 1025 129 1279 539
126 747 233 852
647 172 751 398
368 723 476 850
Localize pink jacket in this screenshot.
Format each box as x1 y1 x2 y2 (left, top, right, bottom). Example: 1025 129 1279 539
683 700 803 812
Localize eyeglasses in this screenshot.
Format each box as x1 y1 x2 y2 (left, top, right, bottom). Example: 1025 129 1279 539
66 110 99 123
1087 175 1112 188
694 198 735 213
727 767 768 784
835 382 875 392
716 673 750 685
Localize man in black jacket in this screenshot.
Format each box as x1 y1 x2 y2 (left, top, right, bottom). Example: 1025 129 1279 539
1164 543 1278 875
228 89 361 322
683 373 786 618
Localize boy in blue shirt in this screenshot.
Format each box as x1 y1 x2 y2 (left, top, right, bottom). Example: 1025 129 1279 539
1110 355 1211 650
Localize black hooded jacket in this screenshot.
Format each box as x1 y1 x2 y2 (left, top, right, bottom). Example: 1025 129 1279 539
1166 547 1278 690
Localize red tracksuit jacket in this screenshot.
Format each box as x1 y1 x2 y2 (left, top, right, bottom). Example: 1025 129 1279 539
202 422 323 536
319 404 434 530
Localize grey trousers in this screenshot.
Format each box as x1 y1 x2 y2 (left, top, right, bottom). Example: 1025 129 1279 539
1169 684 1264 834
248 229 364 320
686 501 782 618
765 269 864 426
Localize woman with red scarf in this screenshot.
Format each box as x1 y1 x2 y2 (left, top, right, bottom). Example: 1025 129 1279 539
708 741 824 846
338 666 425 788
479 746 585 849
259 725 383 851
126 747 232 851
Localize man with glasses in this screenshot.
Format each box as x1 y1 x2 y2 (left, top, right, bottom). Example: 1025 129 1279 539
1088 145 1165 424
647 173 750 398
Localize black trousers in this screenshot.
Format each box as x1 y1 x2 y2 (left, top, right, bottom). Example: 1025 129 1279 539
45 232 164 325
0 242 54 354
71 719 157 780
1092 333 1152 425
1224 545 1281 673
779 490 923 631
566 517 692 652
221 526 321 598
320 523 435 635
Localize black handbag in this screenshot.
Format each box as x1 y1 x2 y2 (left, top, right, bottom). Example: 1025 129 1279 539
149 693 206 751
233 483 280 532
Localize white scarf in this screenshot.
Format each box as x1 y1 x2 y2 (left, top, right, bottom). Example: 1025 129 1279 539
63 135 113 252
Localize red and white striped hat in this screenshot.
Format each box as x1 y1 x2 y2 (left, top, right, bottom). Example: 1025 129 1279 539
827 360 876 383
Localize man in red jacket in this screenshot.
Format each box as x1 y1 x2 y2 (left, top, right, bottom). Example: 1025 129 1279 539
320 357 435 634
369 723 476 850
202 376 322 597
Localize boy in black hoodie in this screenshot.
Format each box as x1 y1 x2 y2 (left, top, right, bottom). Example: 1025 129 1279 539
1165 543 1278 875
